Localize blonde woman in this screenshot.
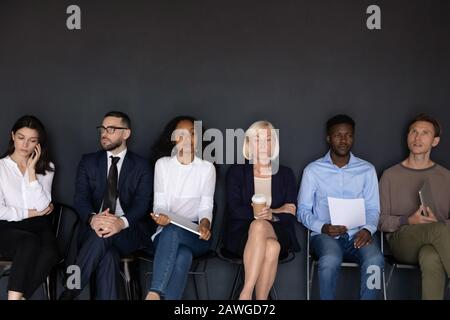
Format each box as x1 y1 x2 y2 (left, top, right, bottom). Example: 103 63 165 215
224 120 300 300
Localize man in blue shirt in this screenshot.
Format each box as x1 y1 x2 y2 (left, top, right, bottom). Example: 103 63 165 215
297 114 384 300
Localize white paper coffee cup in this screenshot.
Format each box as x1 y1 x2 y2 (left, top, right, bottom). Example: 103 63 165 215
252 194 267 218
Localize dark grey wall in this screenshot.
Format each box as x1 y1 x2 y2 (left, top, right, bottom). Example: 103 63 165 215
0 0 449 299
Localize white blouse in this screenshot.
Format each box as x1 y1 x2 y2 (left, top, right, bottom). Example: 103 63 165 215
0 156 54 221
153 156 216 238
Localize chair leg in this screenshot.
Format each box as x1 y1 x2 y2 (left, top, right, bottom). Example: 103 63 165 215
122 261 132 300
204 273 210 300
270 285 278 300
309 260 316 300
191 259 209 300
131 262 142 300
200 259 210 300
386 264 396 290
42 277 50 300
306 255 310 300
194 259 202 300
229 264 243 300
192 274 200 300
49 267 59 300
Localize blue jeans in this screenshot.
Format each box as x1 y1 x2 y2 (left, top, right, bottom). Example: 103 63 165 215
310 233 384 300
148 224 211 300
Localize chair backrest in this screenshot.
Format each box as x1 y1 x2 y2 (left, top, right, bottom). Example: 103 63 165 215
51 203 80 265
380 231 395 256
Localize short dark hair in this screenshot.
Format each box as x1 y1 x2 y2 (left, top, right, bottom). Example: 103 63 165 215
104 111 131 129
408 113 441 137
326 114 355 134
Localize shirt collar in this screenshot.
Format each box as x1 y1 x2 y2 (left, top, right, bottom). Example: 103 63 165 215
322 150 357 167
107 148 127 162
171 155 201 166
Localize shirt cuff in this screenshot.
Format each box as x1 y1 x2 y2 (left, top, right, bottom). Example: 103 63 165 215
312 220 326 234
87 212 96 225
120 216 129 229
361 225 377 235
198 209 213 225
153 206 167 215
399 215 409 226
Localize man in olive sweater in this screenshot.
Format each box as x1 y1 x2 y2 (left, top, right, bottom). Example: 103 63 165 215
379 113 450 300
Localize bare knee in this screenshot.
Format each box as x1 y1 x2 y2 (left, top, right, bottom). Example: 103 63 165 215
248 219 271 238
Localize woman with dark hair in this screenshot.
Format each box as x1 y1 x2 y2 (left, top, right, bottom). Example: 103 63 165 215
145 116 216 300
0 115 59 300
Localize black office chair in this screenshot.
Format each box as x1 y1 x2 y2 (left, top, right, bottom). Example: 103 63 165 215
216 229 296 300
120 238 216 300
380 231 419 299
48 202 80 300
132 203 220 300
382 231 450 299
0 202 79 300
136 248 216 300
120 254 138 300
0 257 47 299
306 227 387 300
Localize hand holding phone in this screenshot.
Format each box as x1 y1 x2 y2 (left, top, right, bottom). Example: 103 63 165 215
27 143 41 170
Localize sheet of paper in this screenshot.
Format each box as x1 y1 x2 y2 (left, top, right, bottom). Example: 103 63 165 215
327 197 366 230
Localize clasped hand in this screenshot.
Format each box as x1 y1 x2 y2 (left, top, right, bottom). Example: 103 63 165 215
90 208 125 238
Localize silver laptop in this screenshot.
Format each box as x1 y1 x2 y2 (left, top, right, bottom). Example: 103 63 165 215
419 179 436 217
156 212 200 236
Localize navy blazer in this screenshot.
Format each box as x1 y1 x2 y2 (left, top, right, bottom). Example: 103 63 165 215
73 150 153 233
224 163 301 254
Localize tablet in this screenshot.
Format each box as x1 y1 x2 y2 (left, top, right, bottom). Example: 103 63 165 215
419 179 436 217
156 212 200 236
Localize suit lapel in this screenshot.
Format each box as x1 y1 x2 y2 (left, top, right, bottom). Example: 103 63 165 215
119 151 131 192
271 167 279 206
98 151 107 200
244 163 255 197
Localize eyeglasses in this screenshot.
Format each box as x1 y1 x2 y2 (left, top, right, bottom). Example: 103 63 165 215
96 126 128 134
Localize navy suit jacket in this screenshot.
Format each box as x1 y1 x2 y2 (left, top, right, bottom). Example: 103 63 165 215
224 163 301 254
74 150 154 242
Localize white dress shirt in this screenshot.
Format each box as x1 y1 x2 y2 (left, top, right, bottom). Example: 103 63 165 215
0 156 54 222
152 156 216 239
98 148 129 228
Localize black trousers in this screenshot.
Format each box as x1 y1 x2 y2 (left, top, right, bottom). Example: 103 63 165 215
0 216 59 299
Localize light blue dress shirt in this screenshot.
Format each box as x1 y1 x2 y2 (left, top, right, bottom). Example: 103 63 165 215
297 150 380 238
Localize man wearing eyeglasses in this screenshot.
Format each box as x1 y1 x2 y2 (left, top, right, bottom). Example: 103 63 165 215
59 111 154 300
